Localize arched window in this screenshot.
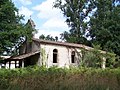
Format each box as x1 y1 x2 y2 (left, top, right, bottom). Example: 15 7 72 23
53 49 58 63
71 51 75 63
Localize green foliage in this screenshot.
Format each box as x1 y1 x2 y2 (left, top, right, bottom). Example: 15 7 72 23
81 50 101 68
0 66 120 90
89 0 120 56
81 48 102 68
54 0 120 66
54 0 93 45
0 0 35 55
41 48 47 66
81 44 116 68
0 0 24 55
39 34 58 41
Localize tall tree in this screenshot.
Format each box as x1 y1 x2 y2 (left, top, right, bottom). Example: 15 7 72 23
89 0 120 55
0 0 32 55
54 0 95 45
54 0 120 56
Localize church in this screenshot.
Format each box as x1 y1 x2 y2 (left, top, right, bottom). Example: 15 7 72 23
1 19 106 69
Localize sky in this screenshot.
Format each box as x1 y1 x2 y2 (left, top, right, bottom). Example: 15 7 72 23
12 0 69 38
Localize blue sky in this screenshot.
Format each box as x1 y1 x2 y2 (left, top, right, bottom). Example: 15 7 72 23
12 0 69 38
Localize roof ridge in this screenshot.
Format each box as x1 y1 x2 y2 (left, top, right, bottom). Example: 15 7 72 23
32 38 93 50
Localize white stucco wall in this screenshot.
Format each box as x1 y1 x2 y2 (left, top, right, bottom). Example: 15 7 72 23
39 44 82 68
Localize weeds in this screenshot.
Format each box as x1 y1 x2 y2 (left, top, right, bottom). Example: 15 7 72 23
0 66 120 90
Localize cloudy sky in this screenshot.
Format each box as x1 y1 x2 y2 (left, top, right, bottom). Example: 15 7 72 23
12 0 69 38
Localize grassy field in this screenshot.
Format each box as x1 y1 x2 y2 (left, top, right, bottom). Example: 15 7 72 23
0 66 120 90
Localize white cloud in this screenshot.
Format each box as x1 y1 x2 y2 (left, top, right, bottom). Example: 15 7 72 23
19 0 32 5
35 29 61 39
19 6 33 17
33 0 69 38
33 0 61 19
43 17 67 28
12 0 68 39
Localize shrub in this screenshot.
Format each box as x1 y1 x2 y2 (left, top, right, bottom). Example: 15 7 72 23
0 66 120 90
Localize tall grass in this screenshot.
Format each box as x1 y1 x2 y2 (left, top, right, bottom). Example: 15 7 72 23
0 66 120 90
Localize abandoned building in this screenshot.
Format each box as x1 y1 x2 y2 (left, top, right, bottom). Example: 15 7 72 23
1 38 107 69
0 19 107 69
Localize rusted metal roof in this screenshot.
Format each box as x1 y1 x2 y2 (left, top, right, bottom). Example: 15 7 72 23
6 51 40 60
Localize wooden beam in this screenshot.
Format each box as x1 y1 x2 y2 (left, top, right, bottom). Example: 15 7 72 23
9 61 11 69
15 61 17 68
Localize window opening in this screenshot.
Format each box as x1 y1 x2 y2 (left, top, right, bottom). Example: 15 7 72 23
53 49 58 63
71 51 75 63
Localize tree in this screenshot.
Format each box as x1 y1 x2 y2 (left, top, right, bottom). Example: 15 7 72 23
54 0 120 56
54 0 95 45
89 0 120 56
0 0 32 55
39 34 58 41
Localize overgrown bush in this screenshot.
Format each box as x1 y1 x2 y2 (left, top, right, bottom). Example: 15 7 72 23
81 44 117 68
0 66 120 90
